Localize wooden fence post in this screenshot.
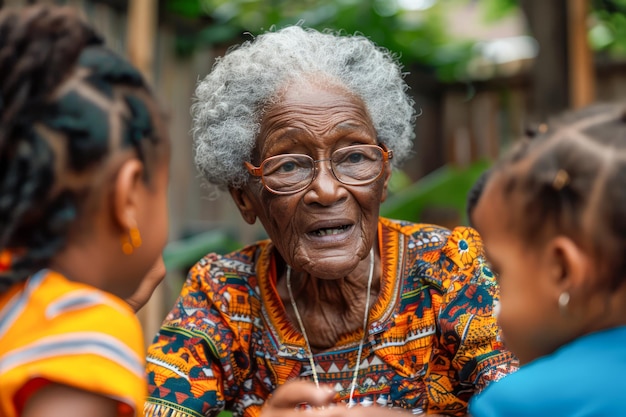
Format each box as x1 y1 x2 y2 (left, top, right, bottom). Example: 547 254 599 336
126 0 164 348
568 0 595 108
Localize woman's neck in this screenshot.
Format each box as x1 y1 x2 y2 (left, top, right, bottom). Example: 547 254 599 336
277 252 381 351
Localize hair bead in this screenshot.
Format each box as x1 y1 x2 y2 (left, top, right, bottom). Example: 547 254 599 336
552 169 570 191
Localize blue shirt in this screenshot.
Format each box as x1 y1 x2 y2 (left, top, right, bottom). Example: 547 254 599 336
469 326 626 417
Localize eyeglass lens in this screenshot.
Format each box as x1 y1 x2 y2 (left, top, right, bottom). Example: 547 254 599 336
261 145 384 193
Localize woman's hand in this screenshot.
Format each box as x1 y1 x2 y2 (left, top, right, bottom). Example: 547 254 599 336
261 380 415 417
263 380 336 414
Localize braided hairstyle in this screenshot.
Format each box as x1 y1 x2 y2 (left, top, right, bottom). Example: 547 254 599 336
488 102 626 290
465 122 546 226
0 6 167 292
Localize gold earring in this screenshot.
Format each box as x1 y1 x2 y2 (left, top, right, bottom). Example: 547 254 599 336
0 249 12 272
130 226 142 248
121 226 142 255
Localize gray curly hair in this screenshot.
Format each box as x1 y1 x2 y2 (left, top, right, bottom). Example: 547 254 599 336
192 25 417 190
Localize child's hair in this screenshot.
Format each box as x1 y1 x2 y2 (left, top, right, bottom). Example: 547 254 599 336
466 121 549 226
466 168 491 226
0 6 167 292
489 102 626 290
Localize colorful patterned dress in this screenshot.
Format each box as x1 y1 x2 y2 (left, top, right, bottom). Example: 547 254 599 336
145 218 518 417
0 269 146 417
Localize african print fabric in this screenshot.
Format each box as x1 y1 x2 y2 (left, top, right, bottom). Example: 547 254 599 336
145 218 518 417
0 269 146 417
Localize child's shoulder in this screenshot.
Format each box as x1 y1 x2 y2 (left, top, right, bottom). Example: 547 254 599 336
1 269 143 354
0 269 146 417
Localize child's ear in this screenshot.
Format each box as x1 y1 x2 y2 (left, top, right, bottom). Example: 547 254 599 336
229 186 257 225
113 158 144 230
547 236 592 291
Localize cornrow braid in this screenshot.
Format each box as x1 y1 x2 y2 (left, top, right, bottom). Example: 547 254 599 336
466 120 546 226
492 102 626 289
0 6 102 145
0 6 165 293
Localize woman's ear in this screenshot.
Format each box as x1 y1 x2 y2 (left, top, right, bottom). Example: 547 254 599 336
112 158 144 231
229 186 257 225
380 163 393 203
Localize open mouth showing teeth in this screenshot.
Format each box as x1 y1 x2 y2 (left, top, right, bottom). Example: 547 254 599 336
311 225 350 236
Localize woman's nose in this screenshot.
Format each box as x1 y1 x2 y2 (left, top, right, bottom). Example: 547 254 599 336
302 160 347 205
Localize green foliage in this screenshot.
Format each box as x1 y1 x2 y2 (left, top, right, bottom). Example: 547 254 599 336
165 0 626 82
381 160 491 225
480 0 518 22
163 229 240 271
480 0 626 58
164 0 476 82
591 0 626 56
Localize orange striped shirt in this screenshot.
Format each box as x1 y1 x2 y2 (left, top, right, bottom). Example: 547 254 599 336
0 269 146 417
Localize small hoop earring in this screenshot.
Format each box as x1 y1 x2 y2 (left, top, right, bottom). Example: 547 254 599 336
121 226 142 255
130 226 142 248
558 291 570 316
0 249 13 272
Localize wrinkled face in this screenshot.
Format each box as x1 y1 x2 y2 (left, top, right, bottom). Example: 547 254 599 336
473 178 564 364
236 80 391 279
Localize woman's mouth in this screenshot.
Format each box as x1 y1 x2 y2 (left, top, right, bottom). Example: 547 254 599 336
310 224 351 237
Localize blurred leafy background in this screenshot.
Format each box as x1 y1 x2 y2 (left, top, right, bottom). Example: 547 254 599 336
58 0 625 344
159 0 626 270
162 0 626 79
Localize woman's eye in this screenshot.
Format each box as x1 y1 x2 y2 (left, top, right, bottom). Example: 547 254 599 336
278 161 297 173
264 156 309 176
335 147 378 165
346 152 365 163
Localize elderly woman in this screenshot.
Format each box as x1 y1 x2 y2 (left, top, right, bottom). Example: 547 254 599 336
145 25 517 417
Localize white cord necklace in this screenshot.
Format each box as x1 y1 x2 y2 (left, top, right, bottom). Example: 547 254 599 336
286 247 375 408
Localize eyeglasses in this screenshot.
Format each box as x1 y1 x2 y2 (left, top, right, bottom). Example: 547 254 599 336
245 144 393 195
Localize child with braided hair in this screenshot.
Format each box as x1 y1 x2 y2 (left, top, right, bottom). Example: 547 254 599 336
468 102 626 416
0 5 170 417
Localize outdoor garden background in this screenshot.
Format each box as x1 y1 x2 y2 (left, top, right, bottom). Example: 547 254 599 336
4 0 626 346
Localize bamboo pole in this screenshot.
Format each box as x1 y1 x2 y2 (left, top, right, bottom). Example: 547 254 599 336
127 0 157 85
126 0 163 348
568 0 595 108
